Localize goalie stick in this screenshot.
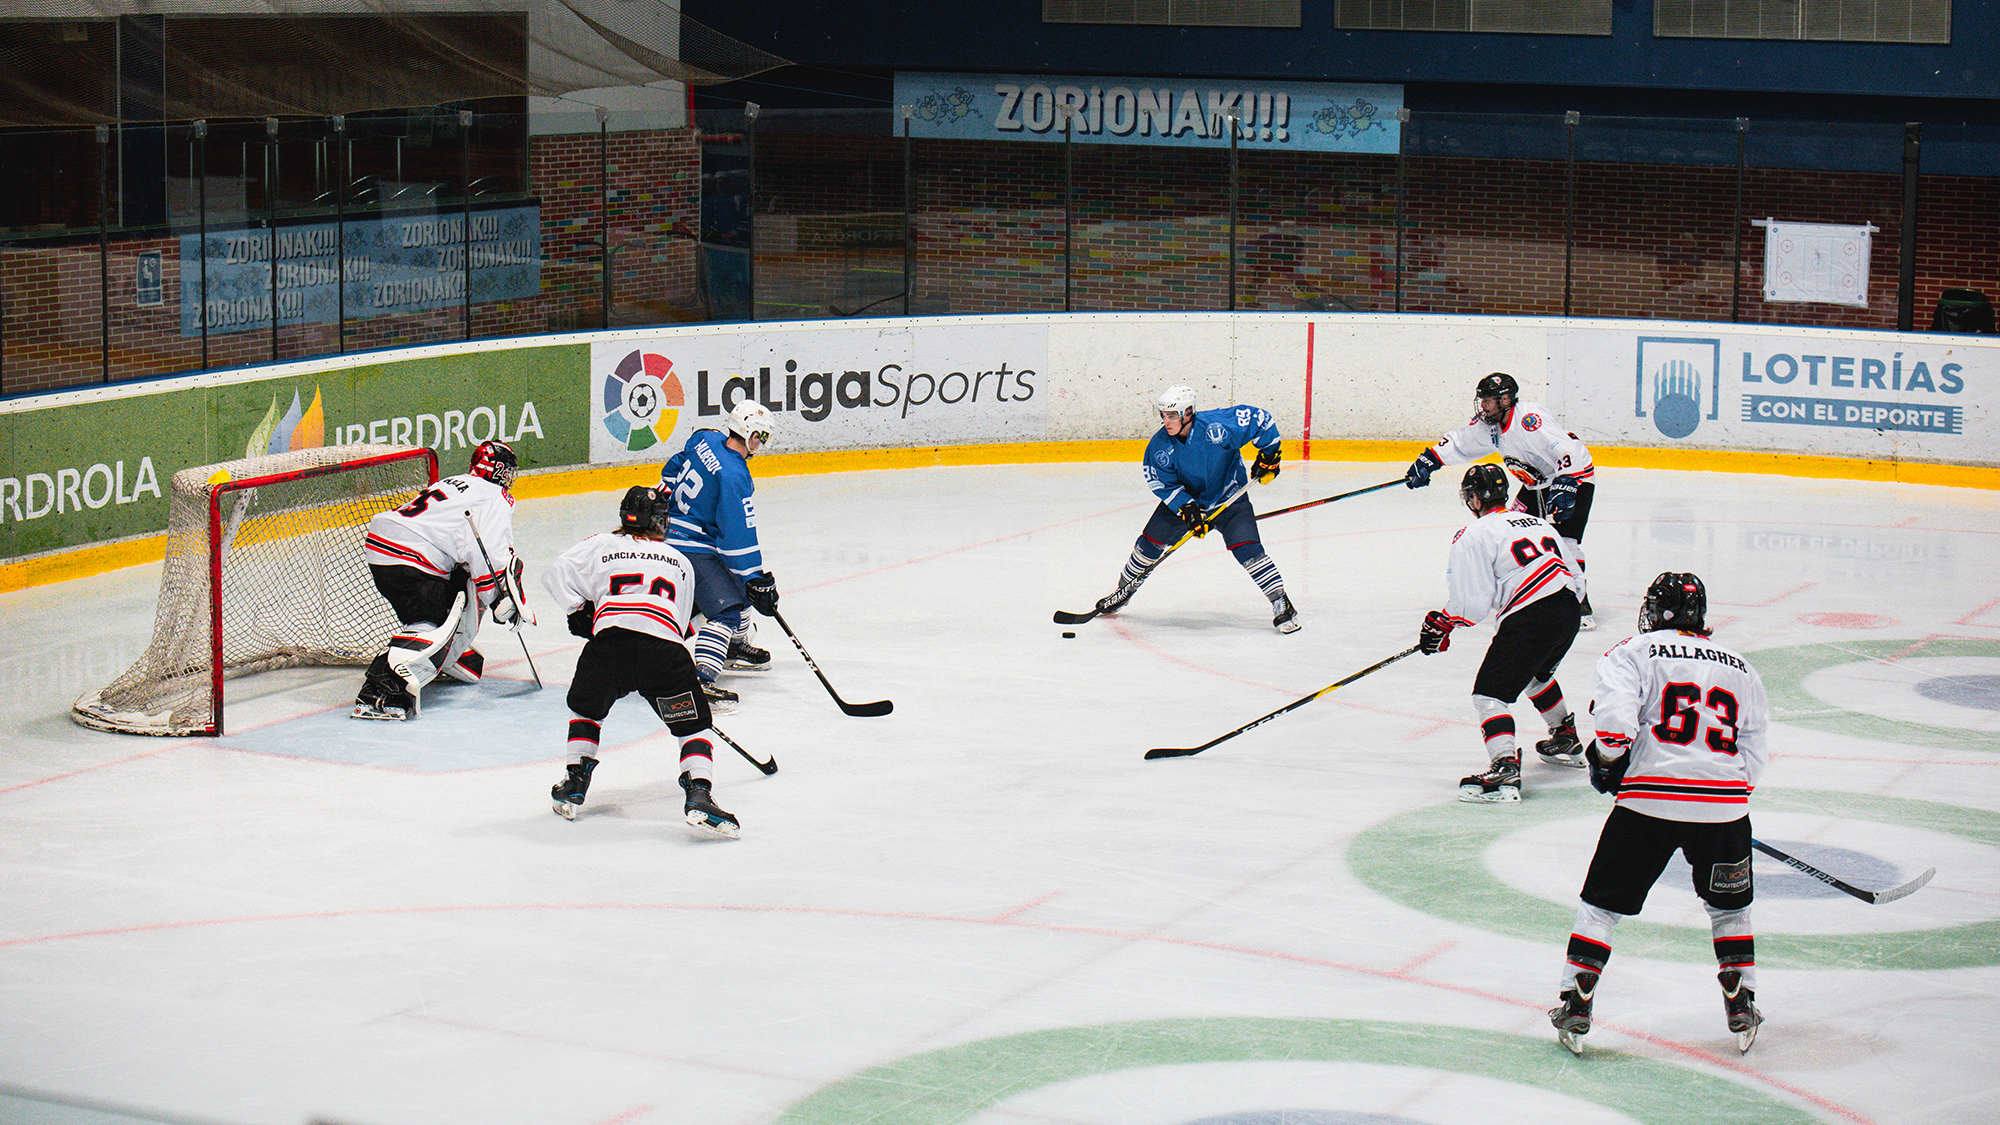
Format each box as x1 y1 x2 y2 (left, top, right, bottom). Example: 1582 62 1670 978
712 725 777 775
1053 483 1249 626
772 607 893 717
1255 478 1404 522
464 510 542 690
1751 838 1935 904
1145 645 1422 759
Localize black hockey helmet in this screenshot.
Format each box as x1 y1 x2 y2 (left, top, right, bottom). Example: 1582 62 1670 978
1474 371 1519 422
618 485 670 537
1639 571 1709 636
1459 463 1511 515
468 440 518 489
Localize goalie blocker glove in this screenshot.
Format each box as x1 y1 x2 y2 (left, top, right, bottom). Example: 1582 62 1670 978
1177 499 1214 538
1405 447 1444 489
745 571 779 616
1252 448 1282 484
1419 609 1455 655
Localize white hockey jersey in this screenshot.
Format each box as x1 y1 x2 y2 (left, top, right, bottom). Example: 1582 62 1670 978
542 532 697 650
1592 629 1770 823
1429 399 1594 491
362 473 516 608
1440 509 1576 628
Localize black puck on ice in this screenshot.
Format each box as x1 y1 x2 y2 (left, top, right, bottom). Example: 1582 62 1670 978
1061 631 1076 638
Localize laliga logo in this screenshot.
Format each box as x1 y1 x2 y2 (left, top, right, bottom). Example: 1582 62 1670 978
602 350 685 452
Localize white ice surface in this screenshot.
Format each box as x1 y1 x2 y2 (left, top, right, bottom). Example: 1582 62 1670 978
3 460 1998 1125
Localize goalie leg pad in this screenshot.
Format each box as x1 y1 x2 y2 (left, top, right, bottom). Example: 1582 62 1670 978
387 592 467 696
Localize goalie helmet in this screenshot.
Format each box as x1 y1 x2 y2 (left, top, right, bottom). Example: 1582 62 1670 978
1639 571 1709 636
1155 385 1197 418
1474 371 1519 423
468 440 517 489
726 400 775 447
617 485 671 537
1459 462 1511 515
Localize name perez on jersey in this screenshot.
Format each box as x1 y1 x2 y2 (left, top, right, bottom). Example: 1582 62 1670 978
1646 641 1751 671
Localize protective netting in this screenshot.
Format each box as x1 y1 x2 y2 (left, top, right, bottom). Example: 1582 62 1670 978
72 444 436 736
0 0 791 126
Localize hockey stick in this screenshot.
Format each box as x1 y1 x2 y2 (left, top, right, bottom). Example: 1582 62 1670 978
1751 838 1935 905
1255 478 1404 522
771 607 894 717
711 725 777 775
1054 482 1250 626
1145 645 1422 760
464 510 542 690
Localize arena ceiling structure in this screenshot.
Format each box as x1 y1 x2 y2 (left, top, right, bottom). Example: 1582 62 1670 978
0 0 791 126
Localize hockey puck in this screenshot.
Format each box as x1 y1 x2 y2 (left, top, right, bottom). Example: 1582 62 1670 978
1061 631 1076 639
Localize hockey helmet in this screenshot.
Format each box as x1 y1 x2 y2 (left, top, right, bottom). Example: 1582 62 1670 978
1639 571 1709 636
1155 384 1198 418
1459 462 1511 515
468 440 518 489
726 400 775 447
617 485 671 537
1474 371 1519 423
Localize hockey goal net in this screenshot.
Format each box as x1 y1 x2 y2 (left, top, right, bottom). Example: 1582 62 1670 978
72 444 439 737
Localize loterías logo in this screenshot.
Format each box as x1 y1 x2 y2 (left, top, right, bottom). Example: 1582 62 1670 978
601 350 685 452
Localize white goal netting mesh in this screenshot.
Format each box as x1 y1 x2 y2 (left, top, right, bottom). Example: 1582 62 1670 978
72 444 436 737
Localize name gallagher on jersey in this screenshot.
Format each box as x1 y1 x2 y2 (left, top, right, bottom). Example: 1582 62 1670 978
1647 642 1748 671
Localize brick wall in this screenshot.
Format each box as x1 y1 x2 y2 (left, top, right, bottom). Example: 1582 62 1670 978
0 126 700 395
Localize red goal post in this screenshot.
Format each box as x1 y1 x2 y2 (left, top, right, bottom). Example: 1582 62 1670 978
71 444 439 737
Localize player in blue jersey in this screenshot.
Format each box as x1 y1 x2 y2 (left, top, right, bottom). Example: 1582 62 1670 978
1089 385 1300 632
659 400 780 713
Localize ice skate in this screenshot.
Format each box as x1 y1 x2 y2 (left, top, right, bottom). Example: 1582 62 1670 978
700 678 739 714
551 757 597 820
724 632 771 671
1271 594 1301 634
1535 717 1585 768
1720 970 1762 1052
681 773 740 839
350 686 414 721
1458 753 1521 803
1578 594 1596 631
1549 970 1597 1054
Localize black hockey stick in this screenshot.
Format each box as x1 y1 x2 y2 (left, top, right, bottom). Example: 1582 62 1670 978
1751 838 1935 904
1054 483 1249 626
772 607 894 717
1146 645 1421 759
1255 478 1404 522
464 510 541 689
712 725 777 775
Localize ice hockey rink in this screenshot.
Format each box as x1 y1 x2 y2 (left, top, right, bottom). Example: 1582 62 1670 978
4 457 1998 1125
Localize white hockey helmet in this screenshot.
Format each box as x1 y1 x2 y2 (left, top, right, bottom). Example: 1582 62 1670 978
1155 385 1197 417
726 400 775 446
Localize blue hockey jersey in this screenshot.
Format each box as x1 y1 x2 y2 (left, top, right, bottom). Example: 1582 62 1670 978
1142 405 1281 511
659 429 763 578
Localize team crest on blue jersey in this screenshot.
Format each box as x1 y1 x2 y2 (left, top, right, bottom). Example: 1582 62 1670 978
1205 422 1229 443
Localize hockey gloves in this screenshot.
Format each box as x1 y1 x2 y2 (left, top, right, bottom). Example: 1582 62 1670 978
1177 499 1214 538
746 571 779 616
1419 609 1455 655
567 603 595 638
1405 448 1444 489
1252 448 1282 484
1585 739 1629 794
490 590 519 627
1546 474 1581 521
